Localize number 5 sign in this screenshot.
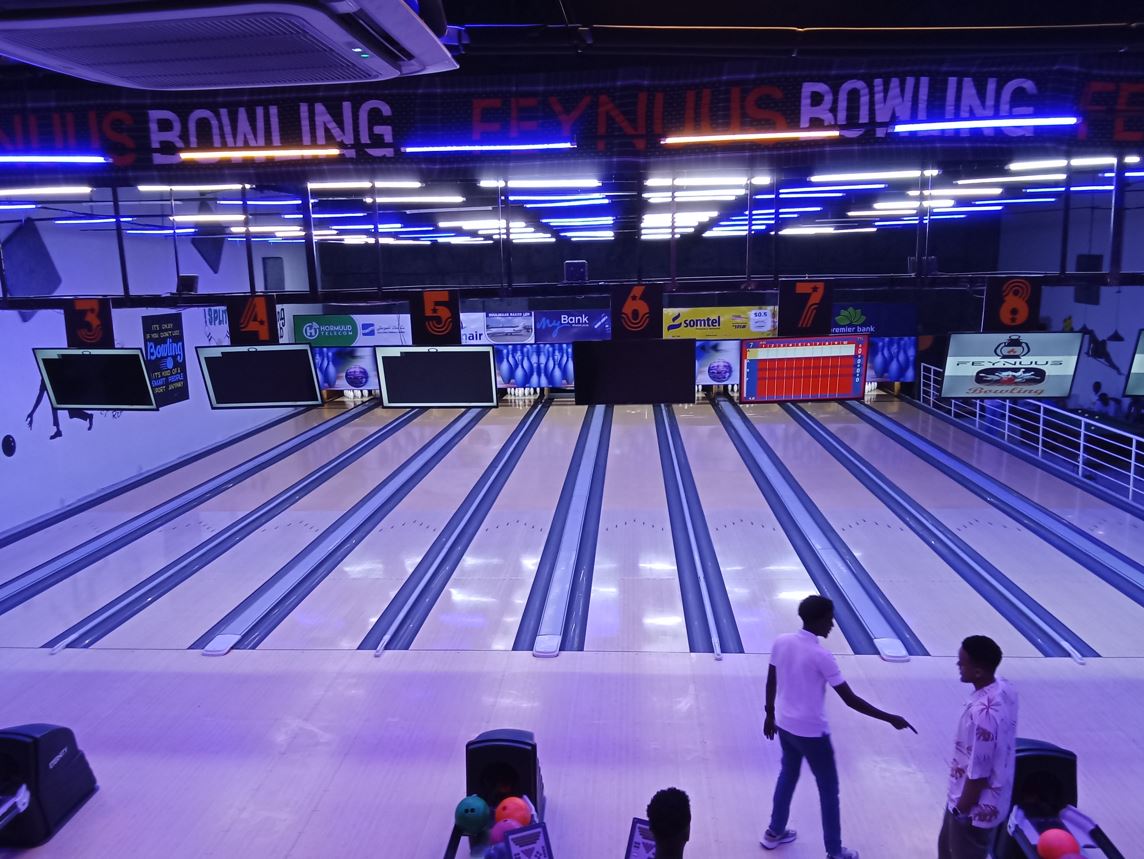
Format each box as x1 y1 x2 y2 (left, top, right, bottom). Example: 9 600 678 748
411 289 461 345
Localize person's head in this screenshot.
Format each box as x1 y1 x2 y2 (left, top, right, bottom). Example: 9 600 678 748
798 594 835 637
1093 381 1103 395
647 787 690 856
957 635 1002 688
1098 392 1111 406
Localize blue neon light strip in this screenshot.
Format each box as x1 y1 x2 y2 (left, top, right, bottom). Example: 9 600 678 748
402 141 575 153
0 154 110 164
891 116 1079 133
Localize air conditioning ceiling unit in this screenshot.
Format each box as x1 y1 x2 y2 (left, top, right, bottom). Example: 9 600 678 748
0 1 457 90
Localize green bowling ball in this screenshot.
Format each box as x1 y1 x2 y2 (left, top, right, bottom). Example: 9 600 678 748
455 794 491 835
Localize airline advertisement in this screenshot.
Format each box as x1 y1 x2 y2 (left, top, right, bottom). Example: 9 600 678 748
941 332 1083 399
663 305 777 340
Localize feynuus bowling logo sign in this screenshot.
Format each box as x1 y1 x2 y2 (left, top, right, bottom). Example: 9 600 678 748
611 284 663 340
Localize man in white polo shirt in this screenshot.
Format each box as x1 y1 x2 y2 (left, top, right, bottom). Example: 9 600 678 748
939 635 1018 859
762 595 915 859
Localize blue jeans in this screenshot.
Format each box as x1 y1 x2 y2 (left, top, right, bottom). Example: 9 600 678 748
768 728 842 855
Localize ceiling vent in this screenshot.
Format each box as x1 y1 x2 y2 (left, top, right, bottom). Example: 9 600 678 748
0 1 457 89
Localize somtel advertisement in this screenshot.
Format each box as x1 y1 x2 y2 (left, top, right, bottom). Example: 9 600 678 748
662 306 777 340
941 332 1083 399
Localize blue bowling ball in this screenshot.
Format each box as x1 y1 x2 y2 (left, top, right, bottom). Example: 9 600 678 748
344 365 369 388
707 360 733 384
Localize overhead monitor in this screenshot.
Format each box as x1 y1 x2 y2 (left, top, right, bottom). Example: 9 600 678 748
375 345 498 407
1126 330 1144 397
34 348 157 411
941 332 1083 399
739 336 868 403
572 339 694 405
197 344 322 408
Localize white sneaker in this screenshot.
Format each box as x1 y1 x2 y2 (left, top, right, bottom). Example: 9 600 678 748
826 849 859 859
761 828 797 849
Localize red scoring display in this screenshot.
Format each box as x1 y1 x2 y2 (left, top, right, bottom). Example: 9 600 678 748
740 335 869 403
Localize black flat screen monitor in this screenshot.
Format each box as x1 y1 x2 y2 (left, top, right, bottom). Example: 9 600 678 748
375 346 498 407
1126 330 1144 397
34 348 157 410
197 345 322 408
572 339 694 405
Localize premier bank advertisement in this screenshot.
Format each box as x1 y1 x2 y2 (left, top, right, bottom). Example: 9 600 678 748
941 333 1083 399
663 306 777 340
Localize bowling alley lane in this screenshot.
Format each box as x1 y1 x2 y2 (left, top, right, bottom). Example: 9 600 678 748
0 406 344 584
0 405 405 648
673 402 854 655
410 400 584 651
870 398 1144 562
805 401 1144 657
748 402 1037 658
257 407 524 650
91 408 458 650
583 405 689 652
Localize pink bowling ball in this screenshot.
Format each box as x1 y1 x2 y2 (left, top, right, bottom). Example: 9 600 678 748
489 818 522 844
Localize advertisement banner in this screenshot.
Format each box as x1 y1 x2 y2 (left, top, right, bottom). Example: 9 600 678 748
485 312 535 344
313 347 379 391
461 312 488 344
495 343 575 388
611 284 662 340
534 310 611 342
293 313 411 347
410 289 461 346
941 332 1083 399
663 305 776 340
778 281 833 337
867 337 917 383
983 276 1043 332
141 313 189 407
830 302 917 336
695 340 741 385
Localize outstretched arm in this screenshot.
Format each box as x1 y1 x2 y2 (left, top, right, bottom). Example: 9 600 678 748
832 682 916 732
763 664 778 740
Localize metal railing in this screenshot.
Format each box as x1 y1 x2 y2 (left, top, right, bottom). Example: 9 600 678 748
918 363 1143 507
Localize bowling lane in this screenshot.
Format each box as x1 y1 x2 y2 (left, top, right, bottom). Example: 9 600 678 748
0 407 406 647
410 401 584 651
0 406 346 581
872 398 1144 559
258 407 525 650
93 409 460 650
757 403 1037 658
808 402 1144 657
583 405 688 652
675 403 853 655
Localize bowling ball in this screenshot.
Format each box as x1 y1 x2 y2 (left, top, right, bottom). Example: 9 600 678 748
483 845 510 859
495 796 532 827
1036 828 1081 859
454 794 491 835
344 365 368 388
706 359 733 384
488 818 521 844
1 435 14 458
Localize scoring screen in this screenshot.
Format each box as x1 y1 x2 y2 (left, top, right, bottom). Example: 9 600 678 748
740 336 868 403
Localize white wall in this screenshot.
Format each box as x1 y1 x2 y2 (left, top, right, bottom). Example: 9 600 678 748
0 306 292 534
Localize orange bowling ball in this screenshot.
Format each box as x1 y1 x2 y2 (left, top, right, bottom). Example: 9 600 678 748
1036 828 1081 859
494 796 532 827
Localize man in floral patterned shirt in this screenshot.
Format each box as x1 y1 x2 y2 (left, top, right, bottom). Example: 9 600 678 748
939 635 1018 859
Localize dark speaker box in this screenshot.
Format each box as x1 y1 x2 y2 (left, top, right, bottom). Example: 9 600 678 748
466 728 544 818
563 260 588 283
0 724 97 847
176 274 199 295
1075 253 1103 272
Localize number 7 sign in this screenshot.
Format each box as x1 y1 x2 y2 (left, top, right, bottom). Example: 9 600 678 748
778 280 833 337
